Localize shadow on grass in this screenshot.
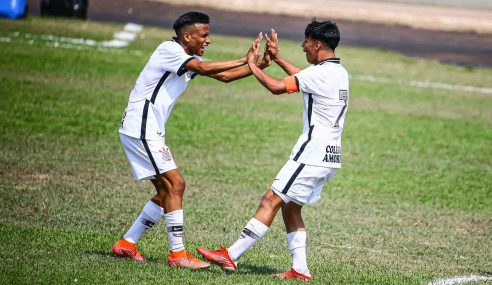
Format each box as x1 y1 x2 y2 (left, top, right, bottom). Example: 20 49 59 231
234 263 279 275
87 249 280 276
86 249 162 263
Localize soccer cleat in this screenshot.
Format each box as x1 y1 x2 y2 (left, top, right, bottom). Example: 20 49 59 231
167 250 210 269
112 238 146 262
271 268 313 281
196 246 237 272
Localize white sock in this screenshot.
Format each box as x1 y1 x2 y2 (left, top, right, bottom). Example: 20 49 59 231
124 200 163 244
164 209 184 252
228 218 269 262
287 231 310 276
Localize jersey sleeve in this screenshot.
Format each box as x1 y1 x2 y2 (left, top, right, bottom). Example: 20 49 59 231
189 55 204 79
157 42 198 76
294 65 323 94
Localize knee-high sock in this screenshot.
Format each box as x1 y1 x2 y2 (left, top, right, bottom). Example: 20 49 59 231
287 231 310 275
228 218 269 262
165 209 185 252
124 200 163 244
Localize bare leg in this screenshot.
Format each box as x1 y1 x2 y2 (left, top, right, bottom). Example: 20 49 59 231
150 169 185 213
151 169 187 253
253 188 286 226
281 202 305 233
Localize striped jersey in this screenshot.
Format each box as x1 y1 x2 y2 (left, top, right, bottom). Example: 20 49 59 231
286 58 349 168
119 39 201 140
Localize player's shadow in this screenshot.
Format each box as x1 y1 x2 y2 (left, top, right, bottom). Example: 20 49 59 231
86 249 162 263
88 249 279 275
234 263 279 275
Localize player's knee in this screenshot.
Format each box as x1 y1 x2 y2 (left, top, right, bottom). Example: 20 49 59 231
259 191 278 210
172 178 186 194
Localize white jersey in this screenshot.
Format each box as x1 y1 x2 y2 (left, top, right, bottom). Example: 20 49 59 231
289 58 349 168
119 39 202 140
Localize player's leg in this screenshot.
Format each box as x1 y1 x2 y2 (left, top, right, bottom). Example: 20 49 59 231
196 189 285 271
151 169 209 269
277 202 312 279
151 169 185 251
113 135 167 262
228 189 284 259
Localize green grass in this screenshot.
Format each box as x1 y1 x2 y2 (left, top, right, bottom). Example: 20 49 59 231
1 16 491 284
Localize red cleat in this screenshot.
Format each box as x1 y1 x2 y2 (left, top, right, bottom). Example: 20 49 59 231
112 238 145 262
196 246 237 272
167 250 210 269
272 268 313 281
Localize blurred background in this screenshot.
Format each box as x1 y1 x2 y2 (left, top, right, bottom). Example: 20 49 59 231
2 0 491 67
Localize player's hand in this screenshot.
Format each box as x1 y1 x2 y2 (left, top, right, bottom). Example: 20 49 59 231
247 32 263 65
265 29 280 59
258 41 272 68
244 32 263 64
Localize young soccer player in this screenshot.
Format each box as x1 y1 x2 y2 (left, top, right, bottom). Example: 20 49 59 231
113 11 269 269
197 20 349 280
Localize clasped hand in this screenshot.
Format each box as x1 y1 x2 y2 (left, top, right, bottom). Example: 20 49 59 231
246 29 279 66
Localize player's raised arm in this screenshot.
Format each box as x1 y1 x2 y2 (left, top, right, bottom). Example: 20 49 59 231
266 29 301 76
206 33 272 83
247 37 298 95
185 54 247 76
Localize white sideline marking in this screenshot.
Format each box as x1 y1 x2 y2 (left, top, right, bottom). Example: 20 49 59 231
2 22 143 49
428 275 492 285
354 75 492 95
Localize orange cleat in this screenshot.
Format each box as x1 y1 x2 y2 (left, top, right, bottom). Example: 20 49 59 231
272 268 313 281
167 250 210 269
112 238 146 262
196 246 237 272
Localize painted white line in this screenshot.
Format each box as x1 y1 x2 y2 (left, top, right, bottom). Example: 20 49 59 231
353 75 492 95
428 275 492 285
124 23 143 33
4 22 143 49
113 31 137 41
409 80 492 94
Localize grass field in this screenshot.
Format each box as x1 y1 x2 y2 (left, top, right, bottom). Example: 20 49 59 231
0 17 491 285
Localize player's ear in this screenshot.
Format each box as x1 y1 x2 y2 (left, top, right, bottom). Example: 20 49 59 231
183 32 191 43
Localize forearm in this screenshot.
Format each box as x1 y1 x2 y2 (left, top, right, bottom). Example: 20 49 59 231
211 62 269 82
248 62 285 95
273 54 301 76
189 58 246 75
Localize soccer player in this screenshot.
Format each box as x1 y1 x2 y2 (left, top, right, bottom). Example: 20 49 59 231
113 11 270 269
196 20 349 280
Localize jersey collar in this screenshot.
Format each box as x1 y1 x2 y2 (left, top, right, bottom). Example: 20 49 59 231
316 58 340 65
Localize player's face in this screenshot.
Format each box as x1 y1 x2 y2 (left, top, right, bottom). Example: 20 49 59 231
302 37 317 64
186 23 211 56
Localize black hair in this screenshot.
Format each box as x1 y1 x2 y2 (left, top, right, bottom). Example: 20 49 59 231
173 11 210 35
304 19 340 51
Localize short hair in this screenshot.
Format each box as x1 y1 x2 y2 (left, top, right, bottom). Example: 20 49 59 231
304 19 340 51
173 12 210 35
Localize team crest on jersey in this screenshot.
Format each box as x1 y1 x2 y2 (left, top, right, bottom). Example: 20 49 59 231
160 147 173 161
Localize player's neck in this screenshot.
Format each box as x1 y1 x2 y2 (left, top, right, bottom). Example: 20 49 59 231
315 50 336 64
174 37 193 55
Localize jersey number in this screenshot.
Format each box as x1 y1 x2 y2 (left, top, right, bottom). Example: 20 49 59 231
334 90 348 128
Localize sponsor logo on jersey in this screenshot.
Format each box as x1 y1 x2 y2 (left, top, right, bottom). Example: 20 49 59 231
322 145 342 163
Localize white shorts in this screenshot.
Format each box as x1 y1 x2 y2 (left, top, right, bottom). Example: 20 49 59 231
271 159 336 206
119 133 177 180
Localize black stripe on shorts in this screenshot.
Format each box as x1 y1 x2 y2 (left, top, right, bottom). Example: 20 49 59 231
282 163 305 194
140 100 160 176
